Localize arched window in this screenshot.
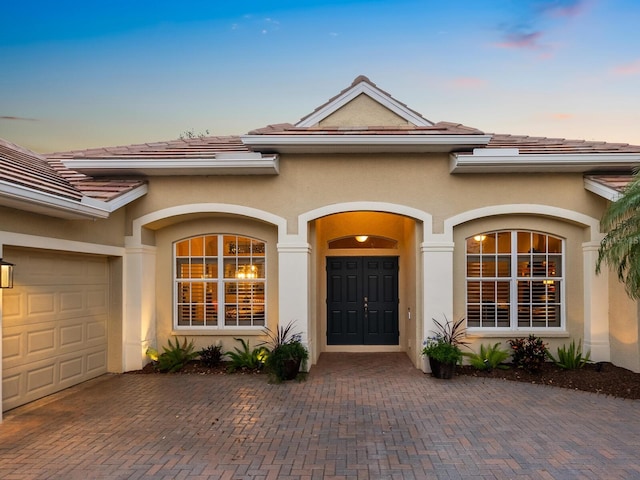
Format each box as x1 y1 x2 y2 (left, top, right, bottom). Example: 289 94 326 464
466 230 564 330
174 234 266 329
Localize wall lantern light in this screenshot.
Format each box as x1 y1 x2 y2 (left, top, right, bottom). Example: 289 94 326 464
0 259 14 289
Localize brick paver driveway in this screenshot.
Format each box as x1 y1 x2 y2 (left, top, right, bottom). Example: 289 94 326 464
0 353 639 479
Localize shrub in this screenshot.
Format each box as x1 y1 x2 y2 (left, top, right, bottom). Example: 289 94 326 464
225 338 267 373
421 316 468 365
508 335 548 373
548 339 591 369
152 337 198 373
464 342 510 370
423 340 463 364
260 321 309 382
199 344 223 367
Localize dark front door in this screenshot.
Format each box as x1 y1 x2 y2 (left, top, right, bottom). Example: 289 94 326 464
326 256 399 345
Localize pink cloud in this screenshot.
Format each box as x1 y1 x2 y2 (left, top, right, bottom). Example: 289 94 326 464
550 113 573 120
612 59 640 76
540 0 589 18
451 77 486 89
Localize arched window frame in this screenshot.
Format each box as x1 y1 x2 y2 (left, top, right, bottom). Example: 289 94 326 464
465 230 565 331
174 234 266 329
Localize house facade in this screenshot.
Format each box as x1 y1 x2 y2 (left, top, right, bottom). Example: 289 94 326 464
1 76 639 413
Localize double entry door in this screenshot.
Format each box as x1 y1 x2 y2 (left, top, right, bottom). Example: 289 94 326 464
326 256 399 345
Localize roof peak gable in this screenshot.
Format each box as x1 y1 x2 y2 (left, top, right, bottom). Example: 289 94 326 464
295 75 434 128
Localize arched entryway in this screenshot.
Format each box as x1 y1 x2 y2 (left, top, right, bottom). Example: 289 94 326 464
311 211 421 354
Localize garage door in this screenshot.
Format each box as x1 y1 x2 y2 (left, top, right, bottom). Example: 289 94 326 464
2 248 109 411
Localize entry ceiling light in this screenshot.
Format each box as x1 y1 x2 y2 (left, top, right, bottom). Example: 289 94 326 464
355 235 369 243
473 235 487 242
0 259 14 288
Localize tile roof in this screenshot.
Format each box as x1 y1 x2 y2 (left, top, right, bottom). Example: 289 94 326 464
0 138 82 201
1 138 145 204
46 135 250 160
484 134 640 154
247 121 484 136
585 174 635 193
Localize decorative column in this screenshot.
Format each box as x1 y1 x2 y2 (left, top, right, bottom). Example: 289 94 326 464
277 239 312 366
421 238 455 372
583 240 611 362
123 241 157 372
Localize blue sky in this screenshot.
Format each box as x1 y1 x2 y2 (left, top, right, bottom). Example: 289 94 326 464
1 0 639 152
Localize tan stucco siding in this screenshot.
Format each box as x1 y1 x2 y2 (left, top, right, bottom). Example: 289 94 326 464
126 154 605 239
608 272 640 372
319 94 411 127
153 215 278 353
0 205 128 247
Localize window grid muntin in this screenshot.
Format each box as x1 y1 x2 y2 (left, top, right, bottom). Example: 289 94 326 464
175 234 266 329
466 230 564 330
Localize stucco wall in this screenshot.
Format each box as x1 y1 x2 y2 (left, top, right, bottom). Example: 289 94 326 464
608 272 640 372
1 205 128 247
319 93 411 127
125 154 606 240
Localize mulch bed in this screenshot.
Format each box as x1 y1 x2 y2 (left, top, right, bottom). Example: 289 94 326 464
129 360 640 400
456 362 640 400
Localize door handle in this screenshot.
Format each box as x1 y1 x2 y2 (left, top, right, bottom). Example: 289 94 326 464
363 296 368 316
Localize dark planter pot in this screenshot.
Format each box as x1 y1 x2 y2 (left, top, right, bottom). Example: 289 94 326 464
429 357 456 379
281 358 302 380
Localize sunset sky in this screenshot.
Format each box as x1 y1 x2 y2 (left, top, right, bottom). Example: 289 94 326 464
1 0 639 153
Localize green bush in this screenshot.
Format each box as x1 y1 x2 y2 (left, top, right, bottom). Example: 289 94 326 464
199 344 223 367
422 340 462 364
421 316 467 365
464 342 510 370
508 335 548 373
548 340 591 369
153 337 198 373
260 321 309 382
225 338 267 373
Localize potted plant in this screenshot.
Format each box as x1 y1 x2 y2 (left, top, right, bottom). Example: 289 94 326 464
260 321 309 382
422 316 467 379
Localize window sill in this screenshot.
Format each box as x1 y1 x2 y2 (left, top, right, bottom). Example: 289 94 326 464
466 330 570 338
171 329 265 336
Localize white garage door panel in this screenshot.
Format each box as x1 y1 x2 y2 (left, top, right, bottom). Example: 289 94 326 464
3 315 108 369
2 345 107 409
2 248 110 412
4 285 108 327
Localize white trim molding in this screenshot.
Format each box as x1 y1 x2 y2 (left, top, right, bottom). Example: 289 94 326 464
584 177 624 201
62 153 279 176
443 204 600 241
451 151 640 173
295 79 434 128
0 181 148 220
127 203 288 246
242 134 492 154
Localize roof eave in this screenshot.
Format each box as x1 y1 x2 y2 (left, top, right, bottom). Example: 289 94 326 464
450 152 640 173
61 154 279 176
583 177 623 201
82 183 149 211
0 181 110 219
241 134 492 154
